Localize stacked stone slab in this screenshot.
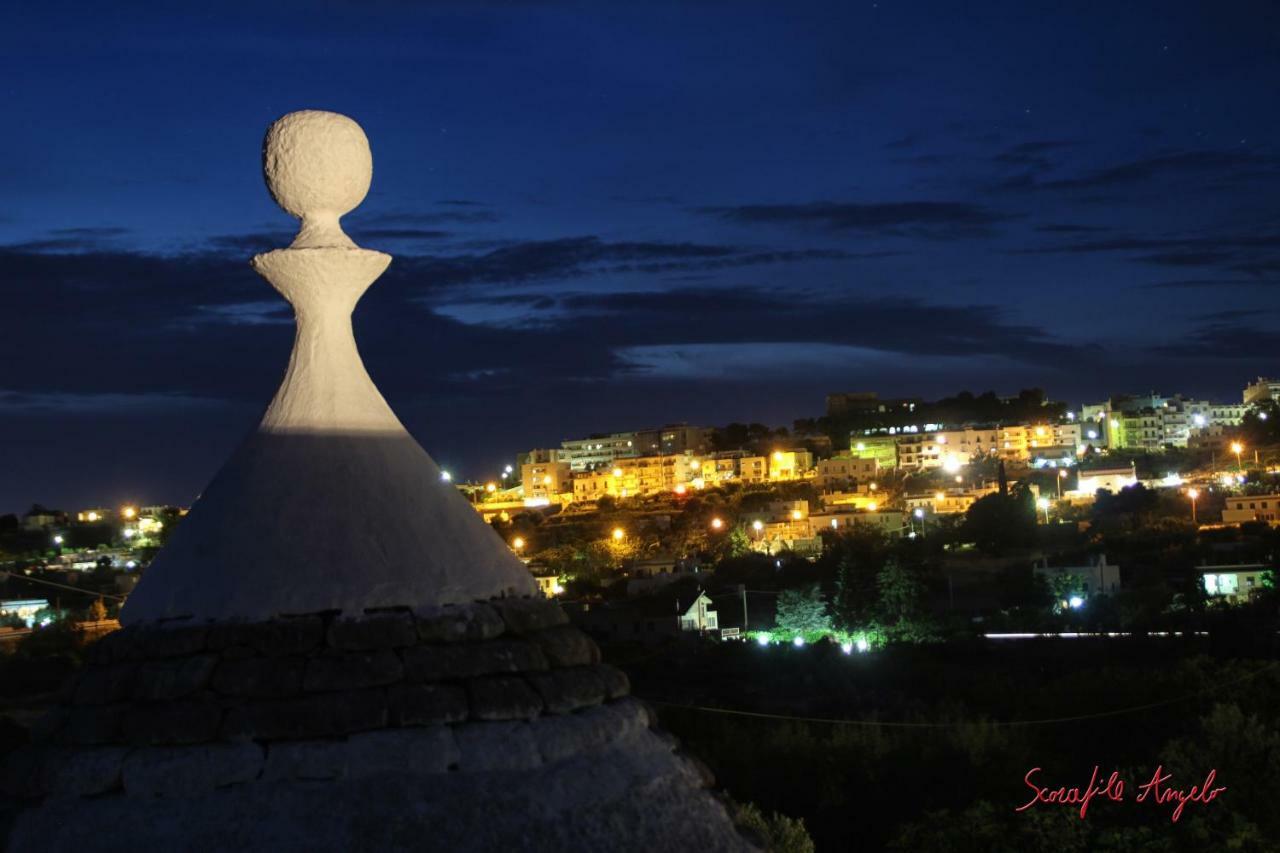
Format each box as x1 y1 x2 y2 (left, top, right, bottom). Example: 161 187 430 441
6 602 752 849
2 111 754 851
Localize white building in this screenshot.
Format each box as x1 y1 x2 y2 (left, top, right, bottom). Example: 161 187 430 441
1221 494 1280 526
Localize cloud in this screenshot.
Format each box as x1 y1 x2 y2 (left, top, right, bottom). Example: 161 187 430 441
698 200 1012 237
360 207 499 226
1132 251 1235 268
3 226 132 253
0 389 227 415
1013 231 1280 273
433 286 1084 367
1142 278 1280 290
993 140 1076 173
1152 321 1280 359
1033 223 1111 234
398 236 865 293
1040 149 1277 191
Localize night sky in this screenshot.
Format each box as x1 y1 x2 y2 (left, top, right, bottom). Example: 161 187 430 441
3 1 1279 513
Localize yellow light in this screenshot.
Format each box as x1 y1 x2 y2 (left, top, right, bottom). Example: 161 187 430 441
1035 426 1046 437
485 482 496 492
690 460 701 470
772 451 784 462
790 509 803 520
752 520 764 531
1187 488 1200 500
122 507 136 519
612 467 623 478
612 527 625 541
1231 442 1244 455
674 484 687 495
542 475 552 485
512 537 525 550
87 511 99 522
934 492 945 501
867 502 878 512
710 517 724 530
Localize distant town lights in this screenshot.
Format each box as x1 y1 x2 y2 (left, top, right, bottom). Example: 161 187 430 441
122 506 137 519
790 509 803 520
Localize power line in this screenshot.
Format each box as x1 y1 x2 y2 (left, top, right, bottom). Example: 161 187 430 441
640 660 1279 729
0 571 126 602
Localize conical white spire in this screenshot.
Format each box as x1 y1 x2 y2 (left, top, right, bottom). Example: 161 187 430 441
122 110 536 624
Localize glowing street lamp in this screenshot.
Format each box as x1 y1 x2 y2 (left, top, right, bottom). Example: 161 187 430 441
1187 488 1200 524
1231 441 1245 471
53 534 64 546
710 517 724 531
1036 496 1051 524
122 506 137 519
611 527 625 542
512 536 525 552
790 509 803 521
485 482 497 493
439 470 452 482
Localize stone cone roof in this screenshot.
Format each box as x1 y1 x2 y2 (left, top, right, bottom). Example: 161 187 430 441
2 111 755 852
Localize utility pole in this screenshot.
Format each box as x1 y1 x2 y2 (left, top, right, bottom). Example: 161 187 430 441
741 584 749 631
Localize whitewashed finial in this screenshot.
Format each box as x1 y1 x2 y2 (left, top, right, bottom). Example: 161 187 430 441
121 109 537 624
263 110 372 249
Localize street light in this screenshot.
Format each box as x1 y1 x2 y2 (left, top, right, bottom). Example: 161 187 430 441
512 536 525 552
1231 441 1244 472
710 517 724 530
53 534 64 546
1036 496 1051 524
122 506 137 519
1187 488 1200 524
1057 468 1067 499
612 527 625 542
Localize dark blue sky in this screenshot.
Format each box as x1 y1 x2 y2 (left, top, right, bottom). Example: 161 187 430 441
3 1 1279 512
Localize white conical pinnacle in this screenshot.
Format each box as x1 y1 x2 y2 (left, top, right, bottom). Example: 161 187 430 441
120 110 536 624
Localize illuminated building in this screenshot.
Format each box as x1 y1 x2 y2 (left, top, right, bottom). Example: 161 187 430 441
1221 494 1280 526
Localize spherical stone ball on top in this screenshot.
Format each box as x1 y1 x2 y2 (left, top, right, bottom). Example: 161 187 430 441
262 110 372 247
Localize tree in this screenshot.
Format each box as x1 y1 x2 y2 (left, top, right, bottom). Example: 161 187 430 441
876 560 939 643
960 492 1037 554
775 584 832 637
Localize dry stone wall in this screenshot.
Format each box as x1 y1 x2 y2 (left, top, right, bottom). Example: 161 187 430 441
3 598 642 802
